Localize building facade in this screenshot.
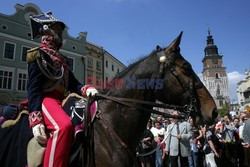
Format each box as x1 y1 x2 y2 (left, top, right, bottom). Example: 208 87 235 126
0 3 125 104
85 42 126 89
202 30 230 109
85 41 104 88
103 50 126 87
237 69 250 111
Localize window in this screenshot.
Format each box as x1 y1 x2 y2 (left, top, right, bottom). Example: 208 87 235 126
216 87 220 95
87 72 93 84
96 60 101 71
4 42 15 60
96 74 101 80
96 74 102 87
17 72 28 91
67 57 75 71
112 64 114 72
21 46 31 62
0 69 13 90
87 57 93 68
117 68 120 74
106 61 108 68
219 100 223 107
215 73 219 79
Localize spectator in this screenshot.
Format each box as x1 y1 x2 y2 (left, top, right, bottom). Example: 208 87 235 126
233 116 245 167
219 114 238 166
239 112 248 139
151 120 165 167
203 124 221 167
188 118 203 167
151 120 165 141
165 111 192 167
220 114 235 142
239 112 250 167
155 132 165 167
138 119 156 167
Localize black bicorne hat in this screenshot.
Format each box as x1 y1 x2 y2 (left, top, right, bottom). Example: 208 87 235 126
29 12 65 40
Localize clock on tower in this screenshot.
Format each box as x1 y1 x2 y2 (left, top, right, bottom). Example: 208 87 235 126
212 58 218 64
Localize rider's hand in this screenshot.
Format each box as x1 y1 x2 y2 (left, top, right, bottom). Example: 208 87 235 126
32 123 47 145
29 111 47 144
81 85 98 97
86 87 98 97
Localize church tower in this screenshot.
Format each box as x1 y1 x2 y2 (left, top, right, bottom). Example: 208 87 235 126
202 29 230 109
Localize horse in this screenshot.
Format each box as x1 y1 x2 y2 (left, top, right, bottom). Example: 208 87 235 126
77 32 217 166
0 32 217 167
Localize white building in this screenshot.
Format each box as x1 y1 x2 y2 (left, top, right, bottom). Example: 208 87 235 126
237 69 250 111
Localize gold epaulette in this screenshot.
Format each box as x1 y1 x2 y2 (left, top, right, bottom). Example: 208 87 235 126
26 47 40 63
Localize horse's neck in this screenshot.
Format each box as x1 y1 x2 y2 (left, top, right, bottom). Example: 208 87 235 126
98 81 154 149
97 56 158 148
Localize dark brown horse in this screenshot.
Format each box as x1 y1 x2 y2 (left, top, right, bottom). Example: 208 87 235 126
88 32 217 167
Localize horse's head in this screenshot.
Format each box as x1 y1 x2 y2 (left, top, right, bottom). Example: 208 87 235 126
151 32 217 125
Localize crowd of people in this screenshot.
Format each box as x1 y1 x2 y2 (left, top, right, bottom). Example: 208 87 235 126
136 111 250 167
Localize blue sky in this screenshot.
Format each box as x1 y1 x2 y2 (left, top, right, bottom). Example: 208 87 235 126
0 0 249 101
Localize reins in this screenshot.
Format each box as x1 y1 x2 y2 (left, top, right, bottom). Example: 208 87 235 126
95 94 187 119
86 93 195 160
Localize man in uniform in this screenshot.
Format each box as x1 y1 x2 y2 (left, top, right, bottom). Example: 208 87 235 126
27 12 97 167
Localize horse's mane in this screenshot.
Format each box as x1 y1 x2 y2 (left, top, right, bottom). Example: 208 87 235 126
112 49 157 79
100 50 157 94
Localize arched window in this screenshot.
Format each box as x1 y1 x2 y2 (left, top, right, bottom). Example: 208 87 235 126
215 73 219 79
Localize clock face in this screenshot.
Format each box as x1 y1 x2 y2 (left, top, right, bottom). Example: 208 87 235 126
212 58 218 64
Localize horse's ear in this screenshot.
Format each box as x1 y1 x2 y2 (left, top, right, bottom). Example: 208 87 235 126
165 31 183 54
156 45 162 52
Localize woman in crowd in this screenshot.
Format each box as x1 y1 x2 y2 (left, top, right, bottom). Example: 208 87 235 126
138 119 156 167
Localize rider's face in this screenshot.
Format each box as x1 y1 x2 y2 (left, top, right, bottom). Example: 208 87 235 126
51 24 63 36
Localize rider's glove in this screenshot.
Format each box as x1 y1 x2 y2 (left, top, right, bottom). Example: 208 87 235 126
29 111 47 144
32 123 47 144
81 85 98 97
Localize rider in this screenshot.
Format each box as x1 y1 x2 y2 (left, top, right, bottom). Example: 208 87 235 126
27 12 98 167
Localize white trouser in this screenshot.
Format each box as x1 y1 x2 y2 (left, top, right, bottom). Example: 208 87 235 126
205 152 217 167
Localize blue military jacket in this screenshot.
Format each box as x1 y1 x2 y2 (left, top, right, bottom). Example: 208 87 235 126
27 48 83 113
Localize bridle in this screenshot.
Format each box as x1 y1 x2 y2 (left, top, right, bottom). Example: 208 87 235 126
156 48 204 119
83 47 205 166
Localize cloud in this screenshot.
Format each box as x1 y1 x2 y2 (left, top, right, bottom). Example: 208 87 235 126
227 71 245 102
198 71 245 102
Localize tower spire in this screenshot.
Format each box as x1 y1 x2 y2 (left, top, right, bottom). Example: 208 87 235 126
202 30 230 109
206 27 214 45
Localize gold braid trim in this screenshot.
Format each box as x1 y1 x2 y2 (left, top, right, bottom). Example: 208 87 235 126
62 93 84 107
26 47 40 64
1 110 29 128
